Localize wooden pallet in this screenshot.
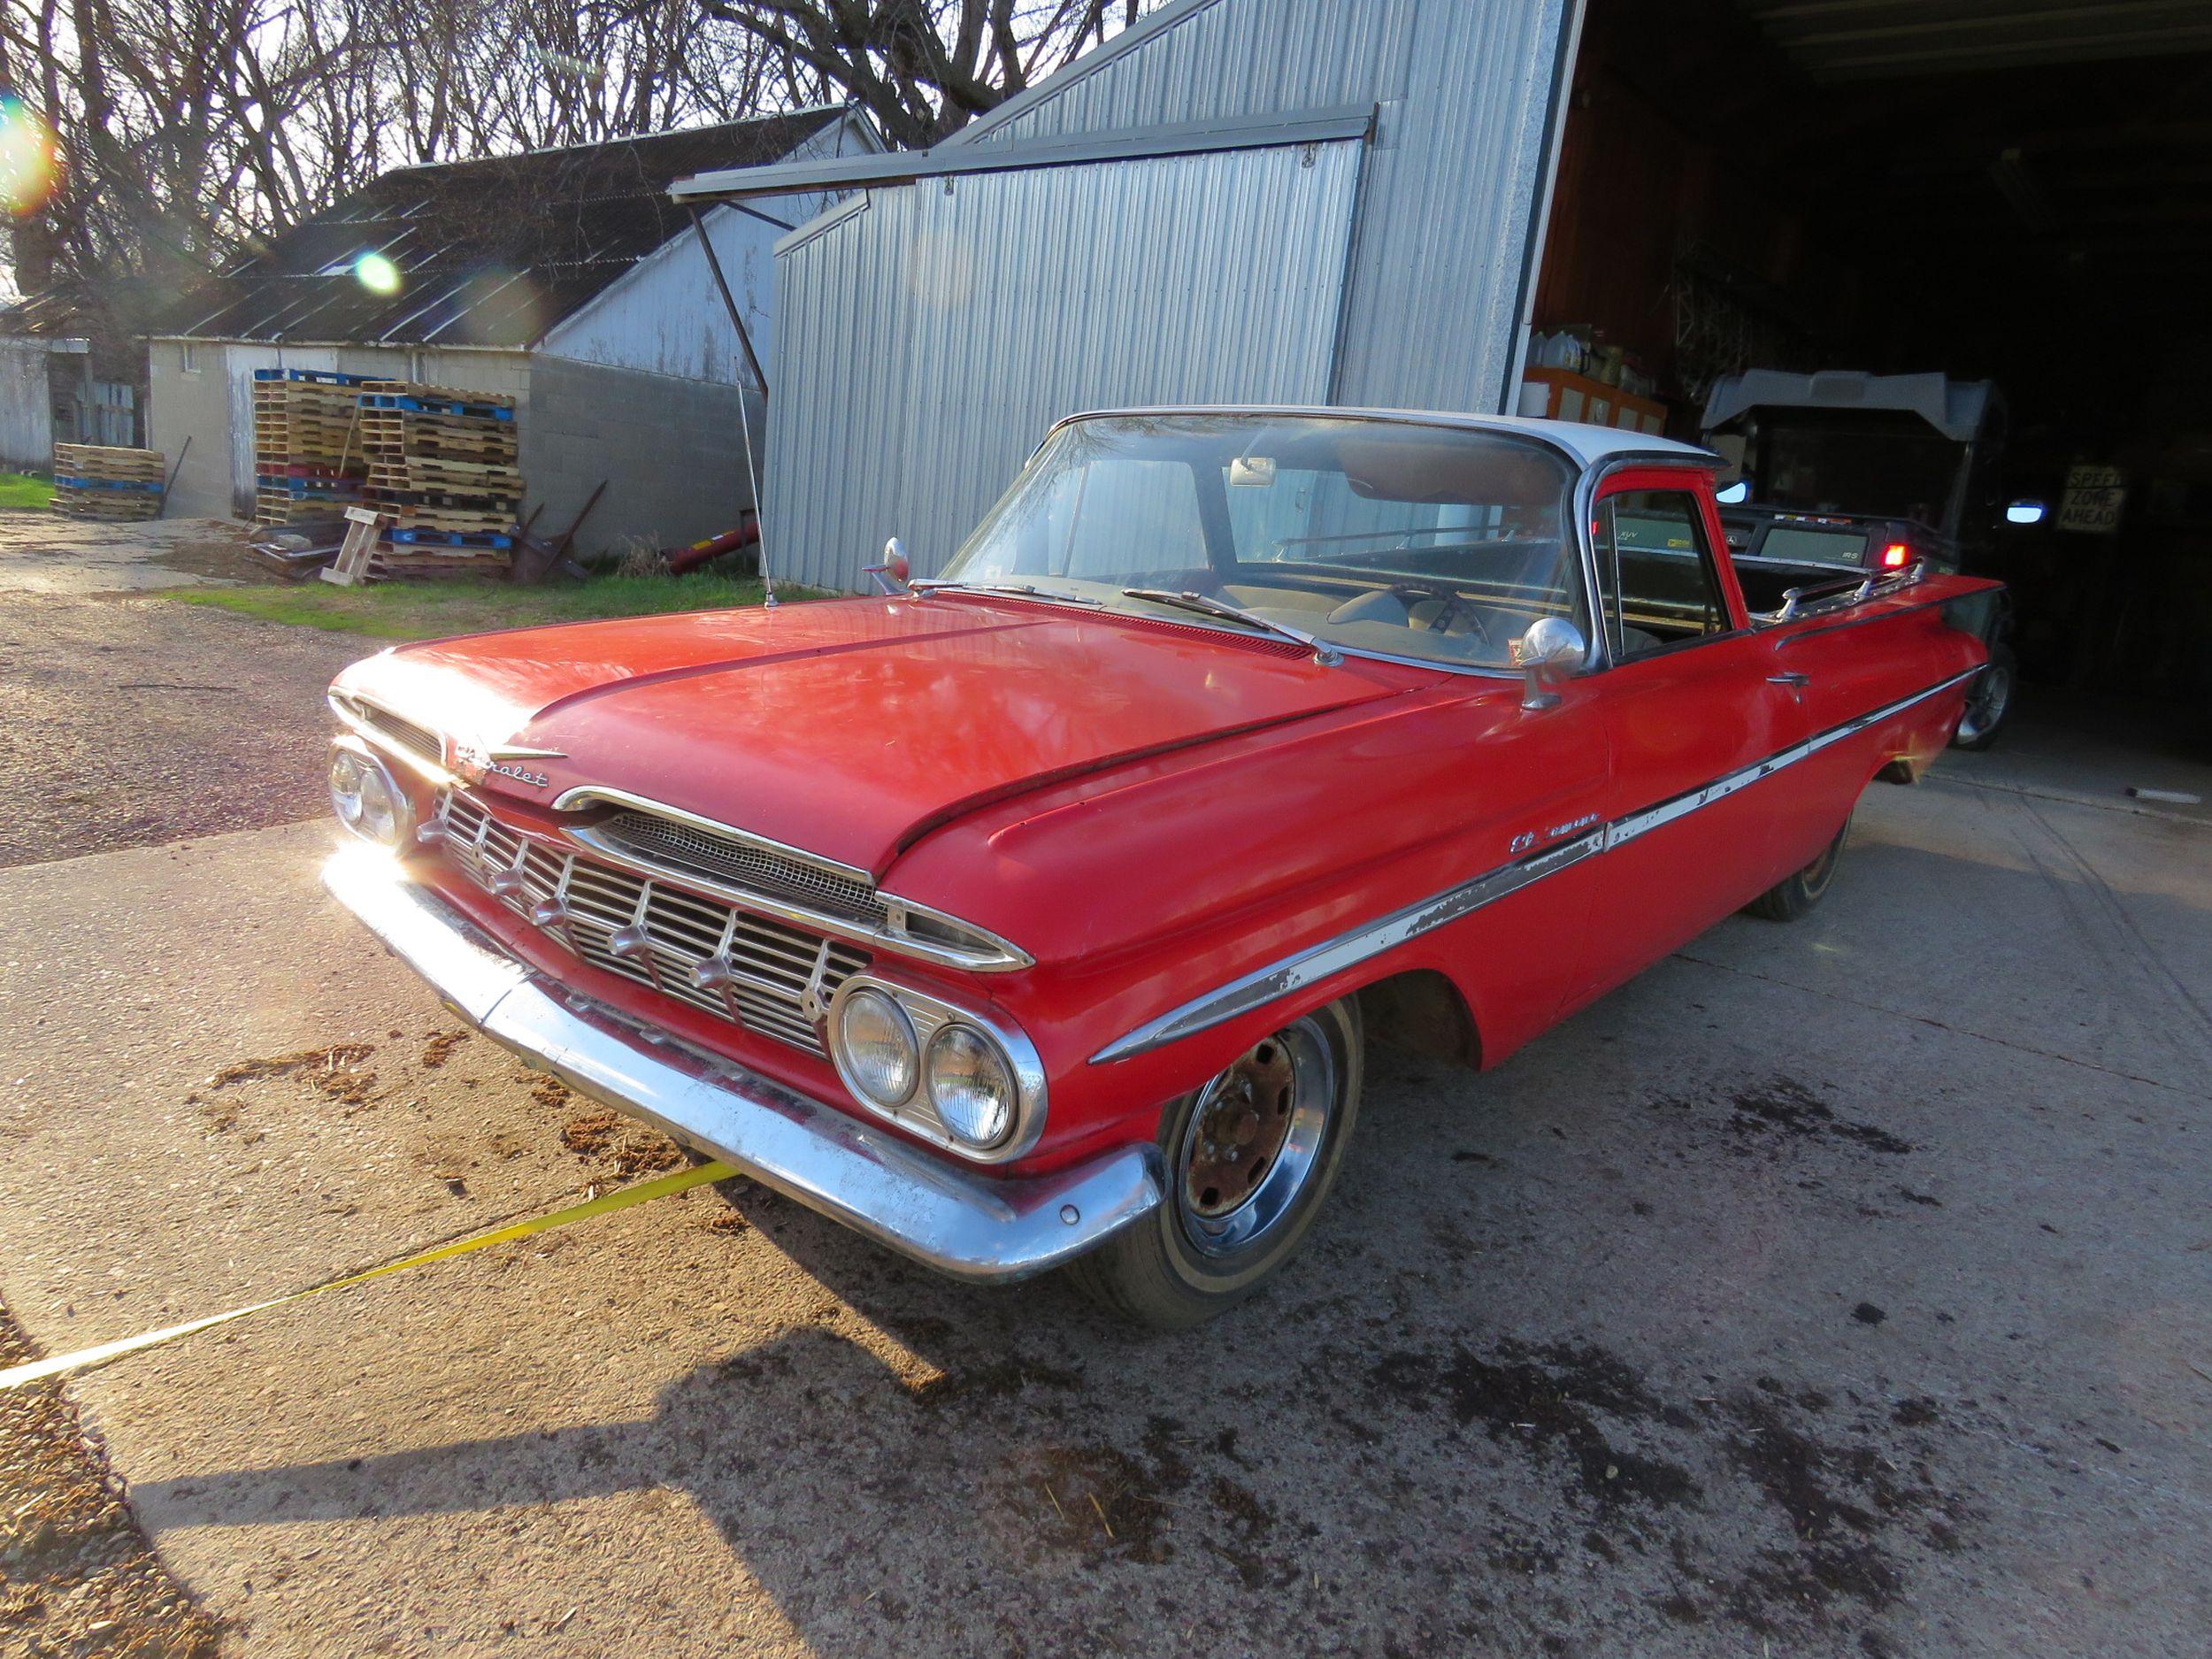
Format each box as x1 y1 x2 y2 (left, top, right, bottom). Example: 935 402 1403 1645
358 379 515 409
366 549 511 580
54 442 166 481
56 489 162 522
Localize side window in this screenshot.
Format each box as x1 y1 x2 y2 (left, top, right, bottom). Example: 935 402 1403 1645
1594 489 1730 659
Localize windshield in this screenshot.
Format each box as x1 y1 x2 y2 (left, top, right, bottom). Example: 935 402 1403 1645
936 413 1586 671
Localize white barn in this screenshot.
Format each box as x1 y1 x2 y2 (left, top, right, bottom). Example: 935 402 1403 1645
148 107 879 552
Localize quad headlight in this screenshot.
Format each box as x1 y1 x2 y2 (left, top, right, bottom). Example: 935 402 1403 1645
925 1023 1018 1148
827 979 1041 1159
833 987 918 1107
329 741 415 849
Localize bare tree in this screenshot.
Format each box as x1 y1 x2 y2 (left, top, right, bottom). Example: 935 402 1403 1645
0 0 1162 313
695 1 1152 147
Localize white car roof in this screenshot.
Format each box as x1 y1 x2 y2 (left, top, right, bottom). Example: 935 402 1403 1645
1063 405 1719 470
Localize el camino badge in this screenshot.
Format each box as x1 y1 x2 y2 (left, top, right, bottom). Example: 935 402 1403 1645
1510 811 1601 856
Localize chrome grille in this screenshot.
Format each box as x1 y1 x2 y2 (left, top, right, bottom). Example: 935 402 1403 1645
594 810 889 927
342 697 442 768
437 791 866 1056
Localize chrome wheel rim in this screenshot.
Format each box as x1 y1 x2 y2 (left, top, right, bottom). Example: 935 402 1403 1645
1958 662 2011 743
1175 1018 1334 1258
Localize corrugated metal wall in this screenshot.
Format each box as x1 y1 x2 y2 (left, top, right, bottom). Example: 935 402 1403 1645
958 0 1571 412
765 0 1573 589
769 139 1363 584
0 343 50 470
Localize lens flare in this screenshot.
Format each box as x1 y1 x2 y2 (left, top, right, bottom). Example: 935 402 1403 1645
354 252 402 295
0 96 61 217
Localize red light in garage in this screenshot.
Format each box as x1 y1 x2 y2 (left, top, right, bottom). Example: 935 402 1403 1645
1880 542 1910 569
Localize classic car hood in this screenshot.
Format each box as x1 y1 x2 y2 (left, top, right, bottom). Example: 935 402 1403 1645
341 595 1417 876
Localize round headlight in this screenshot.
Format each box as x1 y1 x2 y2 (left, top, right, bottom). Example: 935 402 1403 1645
834 988 918 1106
925 1023 1017 1148
329 746 411 848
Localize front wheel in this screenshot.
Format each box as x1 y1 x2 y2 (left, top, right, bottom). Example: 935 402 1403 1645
1743 814 1850 922
1950 643 2015 750
1066 998 1363 1328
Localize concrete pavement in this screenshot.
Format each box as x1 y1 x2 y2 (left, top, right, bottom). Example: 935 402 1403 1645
1 753 2207 1657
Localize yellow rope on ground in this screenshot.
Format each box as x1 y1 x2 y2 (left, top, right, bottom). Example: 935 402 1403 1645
0 1159 738 1392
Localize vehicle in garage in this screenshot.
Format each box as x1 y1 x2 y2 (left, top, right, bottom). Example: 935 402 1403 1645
1703 369 2017 747
321 408 1999 1325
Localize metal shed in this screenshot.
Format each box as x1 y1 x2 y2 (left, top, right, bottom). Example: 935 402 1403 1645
673 0 1580 589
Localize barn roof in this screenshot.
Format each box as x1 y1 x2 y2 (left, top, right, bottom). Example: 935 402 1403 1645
157 107 844 348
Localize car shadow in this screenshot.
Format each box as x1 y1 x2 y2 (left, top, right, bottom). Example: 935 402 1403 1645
130 1036 2019 1657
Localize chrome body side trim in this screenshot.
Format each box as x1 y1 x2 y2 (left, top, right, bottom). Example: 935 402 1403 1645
1090 665 1982 1065
1091 832 1602 1065
323 846 1159 1283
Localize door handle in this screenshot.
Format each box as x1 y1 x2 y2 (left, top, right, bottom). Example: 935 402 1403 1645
1766 672 1809 687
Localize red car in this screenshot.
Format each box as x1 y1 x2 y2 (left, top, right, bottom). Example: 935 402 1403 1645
324 408 1995 1325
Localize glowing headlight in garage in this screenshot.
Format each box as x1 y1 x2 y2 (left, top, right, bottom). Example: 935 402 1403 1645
925 1024 1018 1149
834 988 919 1107
329 744 414 848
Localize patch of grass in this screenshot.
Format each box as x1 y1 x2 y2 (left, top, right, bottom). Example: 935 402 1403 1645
173 572 809 641
0 472 55 510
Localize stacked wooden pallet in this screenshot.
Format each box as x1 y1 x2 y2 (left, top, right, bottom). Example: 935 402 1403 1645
252 369 371 526
52 443 166 522
357 381 519 572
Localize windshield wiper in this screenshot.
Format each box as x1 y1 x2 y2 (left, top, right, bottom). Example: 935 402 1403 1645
910 579 1102 607
1119 588 1341 664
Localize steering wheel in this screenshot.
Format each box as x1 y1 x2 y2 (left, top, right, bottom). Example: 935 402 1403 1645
1388 581 1489 641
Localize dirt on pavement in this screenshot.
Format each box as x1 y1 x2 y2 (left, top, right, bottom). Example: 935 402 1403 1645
0 589 366 868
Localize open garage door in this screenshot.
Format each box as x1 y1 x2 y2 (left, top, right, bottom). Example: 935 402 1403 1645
768 138 1364 585
1532 0 2212 714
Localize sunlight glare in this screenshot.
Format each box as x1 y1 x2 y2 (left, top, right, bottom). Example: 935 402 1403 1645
0 96 61 216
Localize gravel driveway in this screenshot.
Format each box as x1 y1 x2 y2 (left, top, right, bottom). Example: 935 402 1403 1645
0 516 367 869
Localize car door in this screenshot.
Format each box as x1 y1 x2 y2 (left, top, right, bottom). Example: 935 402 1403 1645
1567 471 1811 1010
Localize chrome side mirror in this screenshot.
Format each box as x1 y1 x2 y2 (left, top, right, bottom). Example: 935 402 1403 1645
1516 616 1586 710
864 536 911 595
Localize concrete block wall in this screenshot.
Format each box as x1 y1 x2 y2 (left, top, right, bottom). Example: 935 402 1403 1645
145 341 234 519
520 354 761 558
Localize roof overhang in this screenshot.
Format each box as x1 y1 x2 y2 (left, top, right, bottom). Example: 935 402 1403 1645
670 104 1376 203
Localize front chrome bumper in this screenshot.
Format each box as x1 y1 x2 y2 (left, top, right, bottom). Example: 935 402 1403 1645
321 846 1163 1283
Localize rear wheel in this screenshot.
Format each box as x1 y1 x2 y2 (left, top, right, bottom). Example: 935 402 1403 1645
1067 998 1363 1328
1950 643 2015 750
1744 814 1850 922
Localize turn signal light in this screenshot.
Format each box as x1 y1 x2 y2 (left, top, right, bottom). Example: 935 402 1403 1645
1879 542 1909 569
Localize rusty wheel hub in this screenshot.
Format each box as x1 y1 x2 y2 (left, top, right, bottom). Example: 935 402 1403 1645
1184 1037 1298 1217
1173 1017 1337 1258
